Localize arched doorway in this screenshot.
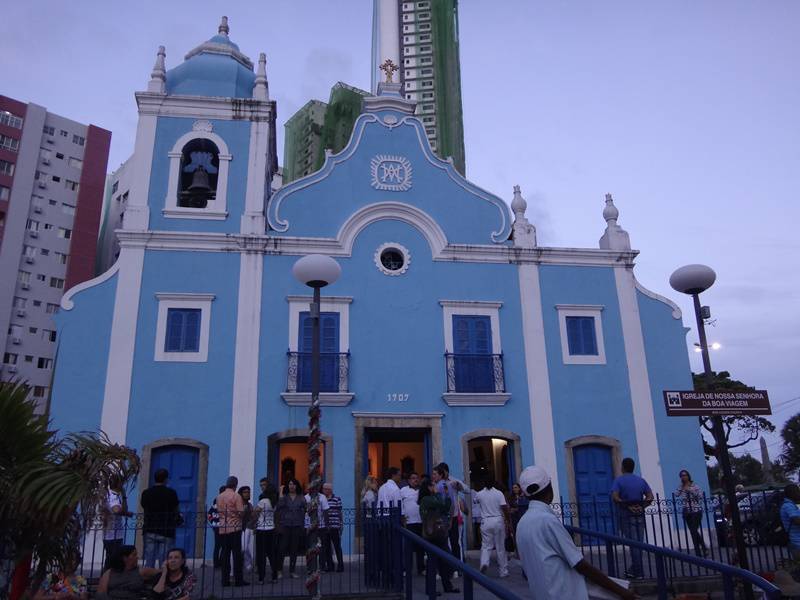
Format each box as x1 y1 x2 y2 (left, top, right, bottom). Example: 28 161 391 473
139 438 209 558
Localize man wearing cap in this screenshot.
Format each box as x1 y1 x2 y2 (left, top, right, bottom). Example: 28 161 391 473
515 466 636 600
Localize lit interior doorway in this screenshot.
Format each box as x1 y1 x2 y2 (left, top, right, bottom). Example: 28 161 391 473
275 437 326 491
364 428 430 484
467 436 514 493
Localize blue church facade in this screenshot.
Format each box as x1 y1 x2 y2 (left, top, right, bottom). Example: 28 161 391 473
50 20 706 550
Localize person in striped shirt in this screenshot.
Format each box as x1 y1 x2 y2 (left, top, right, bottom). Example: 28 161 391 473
322 483 344 572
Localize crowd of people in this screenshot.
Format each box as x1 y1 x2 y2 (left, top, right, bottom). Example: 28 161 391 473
34 456 797 600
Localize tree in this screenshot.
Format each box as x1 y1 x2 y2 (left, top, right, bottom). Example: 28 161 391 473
706 454 783 490
0 381 140 598
693 371 775 459
779 412 800 477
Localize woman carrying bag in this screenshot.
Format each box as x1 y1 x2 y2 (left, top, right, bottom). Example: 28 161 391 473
418 477 459 595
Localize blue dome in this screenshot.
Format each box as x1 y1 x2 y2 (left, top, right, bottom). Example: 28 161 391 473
167 52 255 98
165 27 255 99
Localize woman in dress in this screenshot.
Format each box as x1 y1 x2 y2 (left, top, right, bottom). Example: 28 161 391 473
274 478 306 579
96 545 160 600
675 469 708 557
34 552 88 600
418 477 459 595
152 548 195 600
238 486 256 573
255 480 280 583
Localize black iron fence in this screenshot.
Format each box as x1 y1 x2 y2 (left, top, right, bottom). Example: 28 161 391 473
286 351 350 393
553 489 795 578
3 507 405 599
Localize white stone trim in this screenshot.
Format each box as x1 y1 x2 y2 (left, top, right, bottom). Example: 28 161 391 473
439 300 502 354
229 252 263 490
241 118 270 234
286 295 352 352
100 247 145 443
163 130 231 218
442 393 510 406
614 266 664 498
281 392 354 406
351 412 444 418
123 112 157 230
136 92 274 122
518 263 560 500
153 293 215 362
633 276 682 319
339 202 447 258
114 229 640 268
61 261 121 310
374 242 411 276
556 305 607 365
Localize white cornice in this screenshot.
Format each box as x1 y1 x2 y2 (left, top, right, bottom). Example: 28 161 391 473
439 300 503 309
135 92 274 121
281 393 354 407
155 292 216 301
286 295 353 305
115 230 639 267
442 393 511 407
555 304 605 311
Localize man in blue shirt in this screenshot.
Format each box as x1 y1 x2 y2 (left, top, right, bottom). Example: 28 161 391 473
611 457 653 579
780 483 800 561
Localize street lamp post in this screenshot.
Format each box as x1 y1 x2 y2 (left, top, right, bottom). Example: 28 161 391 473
292 254 341 600
670 264 753 599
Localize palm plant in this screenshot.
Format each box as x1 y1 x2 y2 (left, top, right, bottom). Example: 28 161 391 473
0 381 140 598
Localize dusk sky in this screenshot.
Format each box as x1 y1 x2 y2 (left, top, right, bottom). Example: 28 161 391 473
3 2 798 462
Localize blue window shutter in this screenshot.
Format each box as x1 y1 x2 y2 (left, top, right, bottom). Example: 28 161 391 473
298 312 339 392
183 310 201 352
566 316 598 356
452 315 493 392
165 309 183 352
165 308 202 352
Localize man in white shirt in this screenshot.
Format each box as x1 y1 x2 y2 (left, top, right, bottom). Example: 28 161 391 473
515 466 636 600
399 472 425 575
474 479 510 577
377 467 403 513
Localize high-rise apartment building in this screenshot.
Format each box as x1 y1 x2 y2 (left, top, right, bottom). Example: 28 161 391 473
0 95 110 410
282 83 369 184
372 0 465 174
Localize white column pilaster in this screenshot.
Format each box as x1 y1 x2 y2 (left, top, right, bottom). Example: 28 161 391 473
518 263 560 500
228 252 263 486
100 246 145 442
614 266 665 498
241 120 269 234
123 112 157 230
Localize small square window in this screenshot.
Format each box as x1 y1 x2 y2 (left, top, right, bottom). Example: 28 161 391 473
154 293 214 362
565 316 598 355
165 308 201 352
56 152 64 160
557 305 606 365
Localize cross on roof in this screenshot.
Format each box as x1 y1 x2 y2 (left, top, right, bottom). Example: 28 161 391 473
379 59 399 83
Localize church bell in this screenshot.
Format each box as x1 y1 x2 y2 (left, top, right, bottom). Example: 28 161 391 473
186 165 211 208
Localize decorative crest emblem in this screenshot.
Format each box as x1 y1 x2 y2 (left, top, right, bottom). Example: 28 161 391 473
379 59 399 83
192 120 213 133
370 155 412 191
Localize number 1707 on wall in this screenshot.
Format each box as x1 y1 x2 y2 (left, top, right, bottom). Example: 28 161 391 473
387 393 409 402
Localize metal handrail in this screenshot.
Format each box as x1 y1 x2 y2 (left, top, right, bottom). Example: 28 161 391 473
565 525 781 600
395 526 523 600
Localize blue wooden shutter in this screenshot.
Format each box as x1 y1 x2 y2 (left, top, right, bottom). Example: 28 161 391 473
298 312 339 392
566 316 598 356
452 315 493 392
165 308 201 352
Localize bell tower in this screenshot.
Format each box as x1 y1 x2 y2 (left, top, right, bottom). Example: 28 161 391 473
122 17 277 235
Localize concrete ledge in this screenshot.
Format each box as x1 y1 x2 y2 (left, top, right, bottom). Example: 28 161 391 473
442 393 511 406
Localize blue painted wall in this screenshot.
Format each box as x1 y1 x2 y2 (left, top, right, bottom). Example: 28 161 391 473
637 290 708 496
50 272 118 435
124 250 240 509
147 117 252 234
269 114 511 245
256 218 532 508
538 265 640 500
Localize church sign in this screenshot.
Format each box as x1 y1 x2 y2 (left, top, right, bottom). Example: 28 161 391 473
663 390 771 417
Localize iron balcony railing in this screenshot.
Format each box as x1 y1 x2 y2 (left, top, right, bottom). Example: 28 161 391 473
286 351 349 393
445 353 505 394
